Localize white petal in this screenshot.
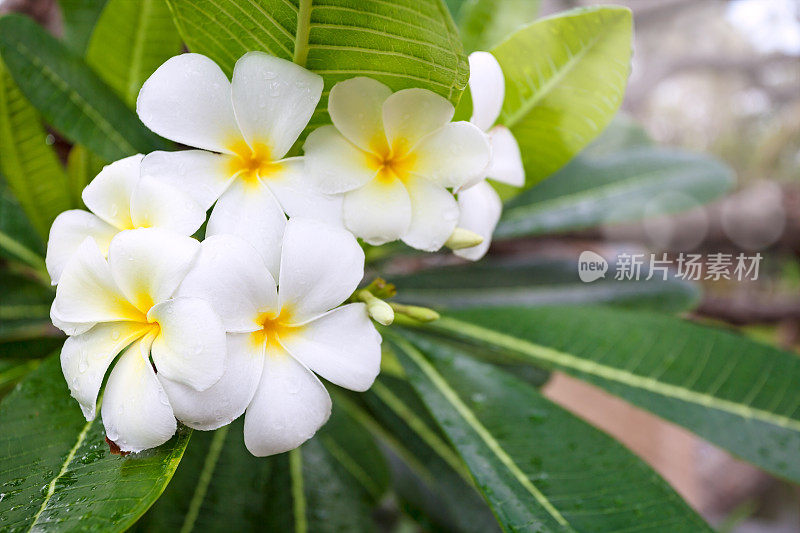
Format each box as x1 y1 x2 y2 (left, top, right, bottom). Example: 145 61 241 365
52 238 144 328
231 52 323 159
328 76 392 153
401 177 459 251
412 122 491 189
107 228 200 312
136 53 240 153
50 307 94 337
243 345 331 457
342 177 411 246
485 125 525 187
61 321 152 420
140 150 236 210
147 297 226 391
382 88 454 151
303 125 377 194
46 210 118 285
278 218 365 322
160 332 264 430
279 303 381 392
265 157 344 227
82 154 141 230
130 175 206 235
176 235 277 333
468 51 505 131
101 334 177 453
455 180 502 261
206 179 286 280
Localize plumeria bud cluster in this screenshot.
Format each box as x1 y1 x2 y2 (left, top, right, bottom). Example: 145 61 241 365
46 49 522 455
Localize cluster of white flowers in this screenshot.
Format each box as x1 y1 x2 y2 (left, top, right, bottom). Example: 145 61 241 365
45 50 523 455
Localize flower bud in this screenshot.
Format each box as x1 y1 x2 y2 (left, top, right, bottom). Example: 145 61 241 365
357 290 395 326
445 228 484 250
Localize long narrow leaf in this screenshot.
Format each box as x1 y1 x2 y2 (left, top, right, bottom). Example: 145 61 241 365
165 0 469 143
86 0 182 107
391 257 700 313
390 331 712 532
0 14 169 162
496 148 734 239
0 176 46 273
0 58 72 239
139 408 383 532
352 378 500 532
404 306 800 484
494 7 633 190
0 355 190 531
57 0 110 55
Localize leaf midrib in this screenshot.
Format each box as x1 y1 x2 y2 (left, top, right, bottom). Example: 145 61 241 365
8 38 137 156
126 0 154 104
27 418 96 531
0 229 46 272
500 12 621 129
292 0 312 66
394 335 571 528
289 448 307 533
179 425 229 533
0 66 47 239
431 317 800 432
333 392 449 488
370 380 472 481
318 435 383 499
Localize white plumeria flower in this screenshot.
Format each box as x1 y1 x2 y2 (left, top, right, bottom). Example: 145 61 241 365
302 77 491 251
136 52 341 274
45 154 205 284
172 218 381 457
51 228 227 453
455 51 525 261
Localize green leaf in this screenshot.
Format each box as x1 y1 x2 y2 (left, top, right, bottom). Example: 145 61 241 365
86 0 182 107
389 331 712 532
407 306 800 484
455 0 541 52
391 257 700 313
0 359 39 397
352 378 500 532
0 57 72 239
65 144 106 208
0 271 54 342
0 355 190 531
496 147 734 239
578 114 653 155
0 338 64 362
494 7 632 189
316 396 390 503
0 177 46 274
140 407 382 532
165 0 469 141
0 14 169 162
57 0 111 55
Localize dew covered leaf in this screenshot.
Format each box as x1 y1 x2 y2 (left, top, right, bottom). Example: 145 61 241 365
0 355 190 531
389 330 712 531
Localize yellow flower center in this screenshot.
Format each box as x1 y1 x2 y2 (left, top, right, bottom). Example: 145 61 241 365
366 139 417 184
227 140 282 186
251 308 298 351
